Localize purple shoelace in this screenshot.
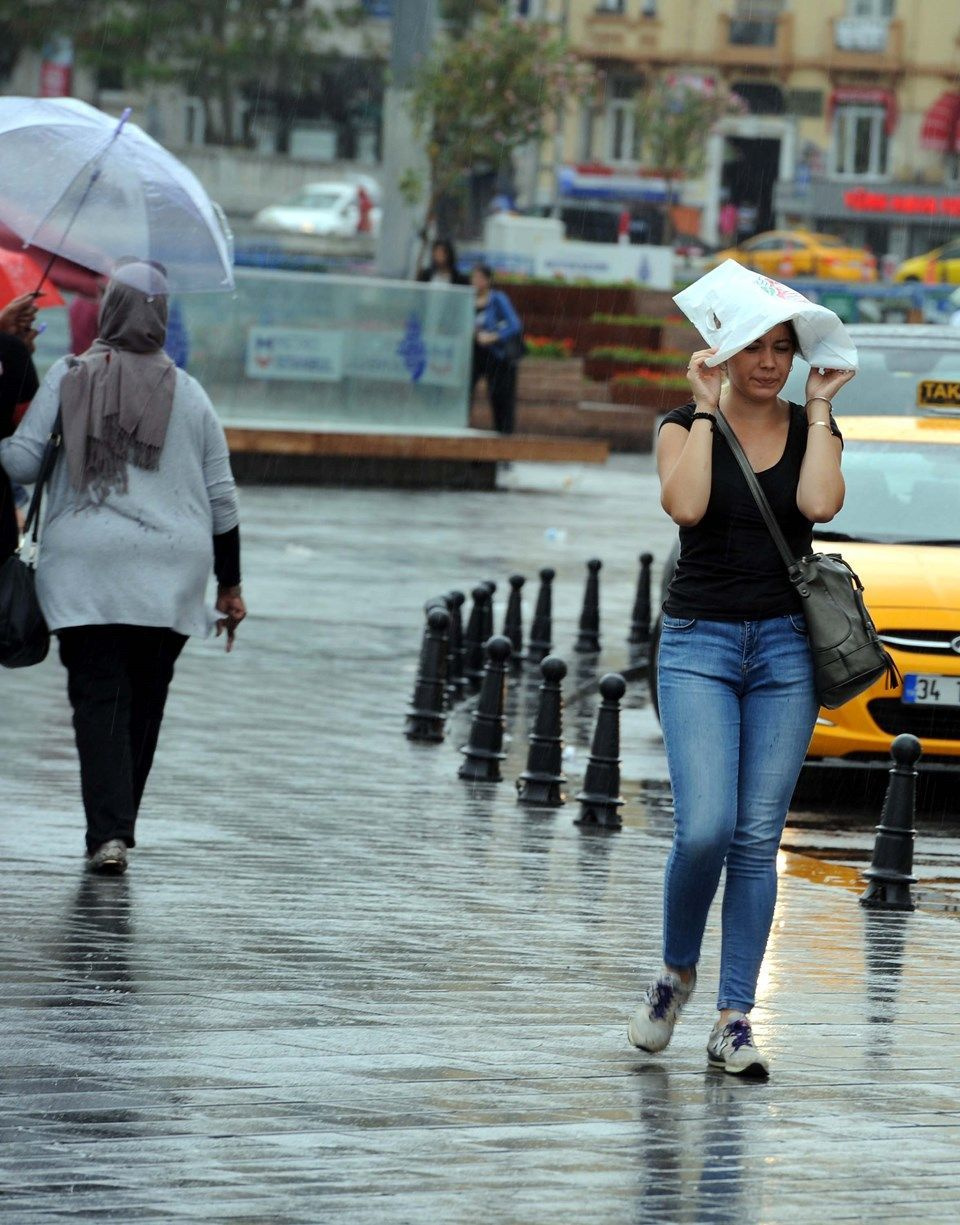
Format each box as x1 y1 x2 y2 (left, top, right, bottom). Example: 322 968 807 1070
725 1019 755 1051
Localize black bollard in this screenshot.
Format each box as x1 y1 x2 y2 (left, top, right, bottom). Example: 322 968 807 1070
628 552 654 646
503 574 525 667
575 672 626 829
446 590 467 699
526 567 555 664
462 585 491 688
574 559 602 654
458 636 513 783
480 580 497 644
860 734 921 912
404 607 449 742
516 655 567 806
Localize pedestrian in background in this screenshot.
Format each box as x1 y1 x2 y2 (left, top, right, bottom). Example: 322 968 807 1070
417 238 468 286
0 292 39 561
628 306 853 1077
0 262 245 876
470 263 523 436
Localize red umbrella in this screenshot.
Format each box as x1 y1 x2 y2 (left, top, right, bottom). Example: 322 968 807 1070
0 246 65 307
0 222 100 297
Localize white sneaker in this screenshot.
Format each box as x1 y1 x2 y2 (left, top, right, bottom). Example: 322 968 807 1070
627 970 696 1053
706 1014 769 1078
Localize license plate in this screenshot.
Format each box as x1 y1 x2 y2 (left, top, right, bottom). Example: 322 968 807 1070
917 379 960 408
902 673 960 705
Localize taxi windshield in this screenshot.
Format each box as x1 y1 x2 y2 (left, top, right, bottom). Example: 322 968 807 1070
814 440 960 545
784 341 960 414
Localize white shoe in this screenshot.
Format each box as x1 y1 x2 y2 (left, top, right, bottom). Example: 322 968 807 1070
627 970 696 1053
706 1014 769 1078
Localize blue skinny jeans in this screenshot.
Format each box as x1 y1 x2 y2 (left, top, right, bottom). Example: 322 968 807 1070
657 613 819 1013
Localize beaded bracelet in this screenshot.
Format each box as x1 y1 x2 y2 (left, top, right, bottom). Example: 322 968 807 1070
690 412 716 430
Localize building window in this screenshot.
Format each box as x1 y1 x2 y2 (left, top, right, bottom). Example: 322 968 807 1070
832 105 889 177
947 153 960 186
846 0 894 15
579 102 597 161
595 0 625 13
606 76 643 163
641 1 657 15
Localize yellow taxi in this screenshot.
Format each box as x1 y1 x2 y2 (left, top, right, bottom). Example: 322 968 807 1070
893 238 960 283
649 414 960 769
711 229 877 282
807 415 960 764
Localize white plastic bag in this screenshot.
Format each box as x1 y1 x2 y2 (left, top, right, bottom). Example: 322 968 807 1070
673 260 859 371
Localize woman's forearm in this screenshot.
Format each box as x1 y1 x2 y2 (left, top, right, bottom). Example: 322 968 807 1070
797 406 844 522
659 420 716 526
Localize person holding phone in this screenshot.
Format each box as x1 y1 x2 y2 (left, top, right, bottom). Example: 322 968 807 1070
0 263 245 875
627 320 852 1077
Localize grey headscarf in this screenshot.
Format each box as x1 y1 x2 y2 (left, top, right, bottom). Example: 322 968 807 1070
60 262 176 501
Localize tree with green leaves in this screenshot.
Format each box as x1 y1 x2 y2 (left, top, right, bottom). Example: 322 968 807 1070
404 14 595 256
634 74 747 242
0 1 361 147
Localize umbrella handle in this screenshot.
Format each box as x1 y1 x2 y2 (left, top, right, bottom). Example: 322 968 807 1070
29 107 134 297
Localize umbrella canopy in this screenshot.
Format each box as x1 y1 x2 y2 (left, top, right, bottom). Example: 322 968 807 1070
0 247 65 308
0 97 234 293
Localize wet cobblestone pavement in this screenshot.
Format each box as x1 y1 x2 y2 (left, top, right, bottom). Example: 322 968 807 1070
3 458 960 1223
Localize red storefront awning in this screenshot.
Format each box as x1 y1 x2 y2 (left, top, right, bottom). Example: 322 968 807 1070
920 91 960 153
828 87 898 135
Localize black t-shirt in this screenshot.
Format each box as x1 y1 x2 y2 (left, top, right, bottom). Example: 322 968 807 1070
659 401 842 621
0 334 40 562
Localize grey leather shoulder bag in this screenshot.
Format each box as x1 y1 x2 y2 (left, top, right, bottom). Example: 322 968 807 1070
713 408 900 709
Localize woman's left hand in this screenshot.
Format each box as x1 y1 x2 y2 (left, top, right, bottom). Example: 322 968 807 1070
805 366 856 411
476 329 499 347
216 585 247 653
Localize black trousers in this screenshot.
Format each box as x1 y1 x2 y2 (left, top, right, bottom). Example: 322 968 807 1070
472 345 517 435
58 626 187 852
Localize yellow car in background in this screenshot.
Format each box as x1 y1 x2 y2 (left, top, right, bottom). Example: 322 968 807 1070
649 415 960 770
711 229 877 282
807 416 960 765
893 237 960 283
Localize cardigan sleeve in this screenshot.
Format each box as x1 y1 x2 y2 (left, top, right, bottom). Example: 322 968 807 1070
491 291 522 340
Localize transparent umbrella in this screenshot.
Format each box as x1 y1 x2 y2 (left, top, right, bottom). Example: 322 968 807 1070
0 97 234 293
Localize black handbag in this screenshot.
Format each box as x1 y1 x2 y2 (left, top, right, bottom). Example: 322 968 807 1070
714 409 900 709
501 331 529 363
0 412 63 669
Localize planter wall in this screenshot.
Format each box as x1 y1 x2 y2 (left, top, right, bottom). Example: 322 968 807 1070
660 322 704 353
609 382 692 411
583 355 687 382
506 284 640 320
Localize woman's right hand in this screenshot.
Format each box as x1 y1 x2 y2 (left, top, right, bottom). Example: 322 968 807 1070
686 347 722 410
216 585 246 653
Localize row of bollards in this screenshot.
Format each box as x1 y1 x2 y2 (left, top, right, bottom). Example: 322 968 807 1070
455 635 625 828
407 563 928 867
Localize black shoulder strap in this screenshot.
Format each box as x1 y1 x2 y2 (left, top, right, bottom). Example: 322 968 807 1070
713 408 797 571
21 410 64 546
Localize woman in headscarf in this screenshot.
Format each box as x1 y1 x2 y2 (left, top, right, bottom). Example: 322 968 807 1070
0 262 245 875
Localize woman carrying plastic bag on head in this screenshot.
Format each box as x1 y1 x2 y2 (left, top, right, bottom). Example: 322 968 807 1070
627 261 857 1078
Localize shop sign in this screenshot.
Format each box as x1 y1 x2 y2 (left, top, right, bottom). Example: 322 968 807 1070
843 188 960 218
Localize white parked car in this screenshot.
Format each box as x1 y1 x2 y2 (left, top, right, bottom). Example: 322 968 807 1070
252 181 381 238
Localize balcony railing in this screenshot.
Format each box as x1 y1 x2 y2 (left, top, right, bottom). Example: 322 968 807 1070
834 15 889 53
827 16 903 71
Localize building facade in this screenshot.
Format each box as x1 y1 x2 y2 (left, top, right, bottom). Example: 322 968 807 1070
539 0 960 259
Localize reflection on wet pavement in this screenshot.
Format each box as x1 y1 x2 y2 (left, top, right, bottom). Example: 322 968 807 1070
2 459 960 1222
